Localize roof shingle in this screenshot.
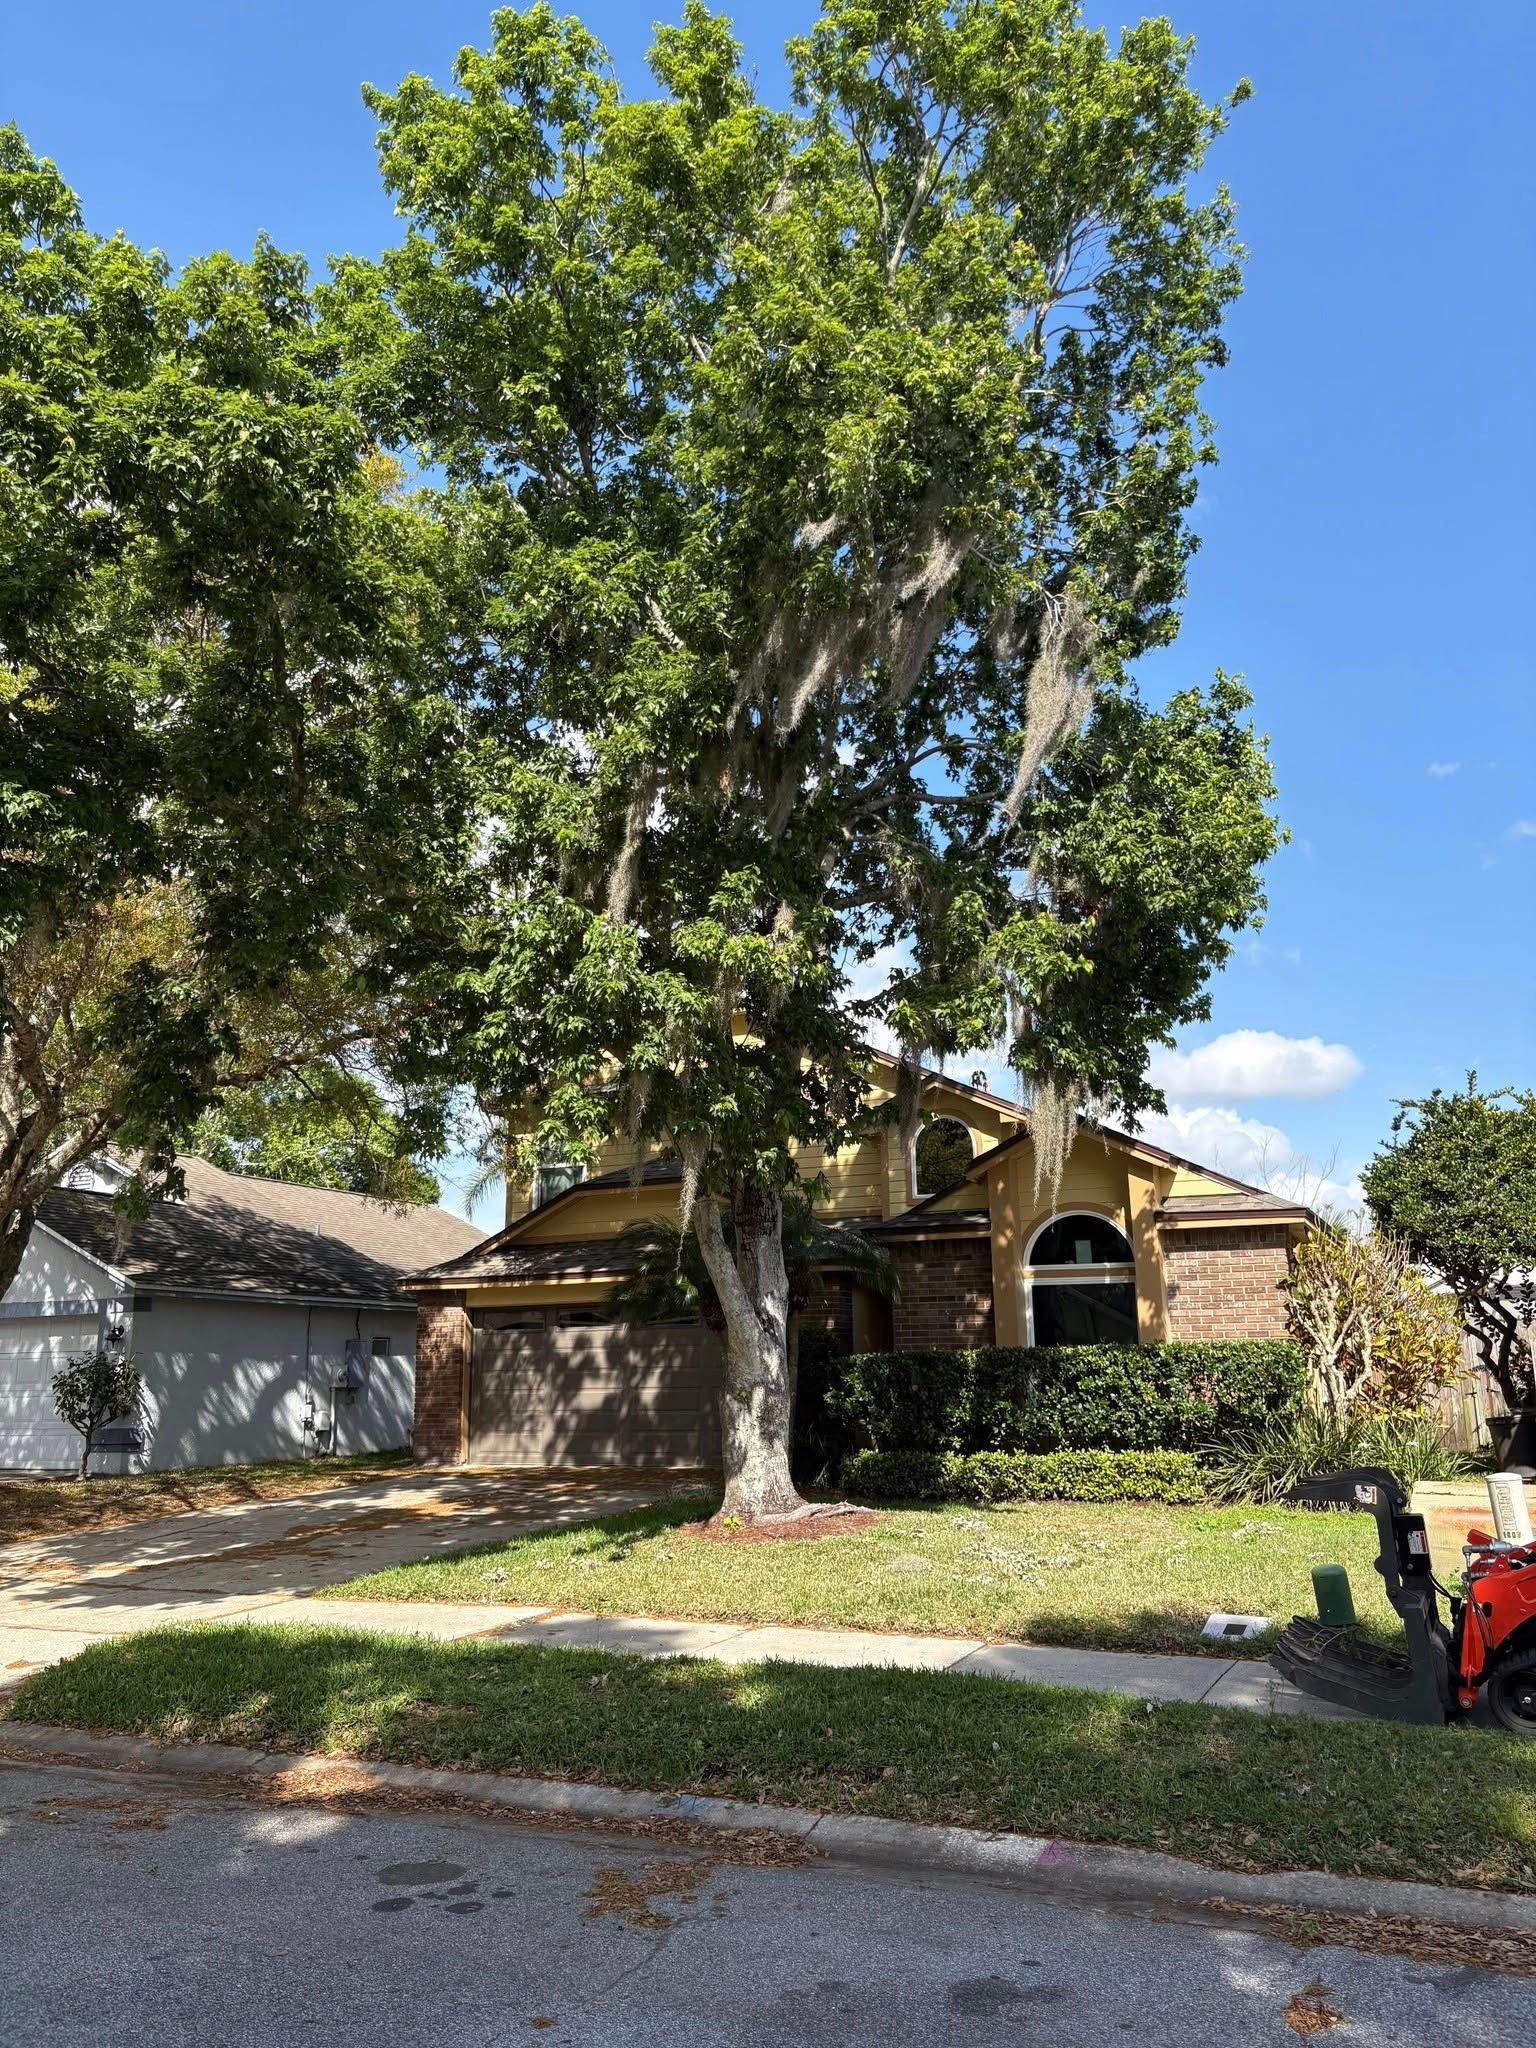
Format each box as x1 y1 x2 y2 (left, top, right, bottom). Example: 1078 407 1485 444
37 1156 483 1303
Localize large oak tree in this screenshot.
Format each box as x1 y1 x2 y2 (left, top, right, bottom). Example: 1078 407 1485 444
331 1 1280 1519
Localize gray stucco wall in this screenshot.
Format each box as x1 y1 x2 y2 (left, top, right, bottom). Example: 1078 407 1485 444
2 1255 416 1470
130 1297 416 1469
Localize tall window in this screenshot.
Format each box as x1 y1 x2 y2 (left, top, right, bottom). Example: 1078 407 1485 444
1025 1212 1139 1345
532 1161 585 1208
913 1116 974 1196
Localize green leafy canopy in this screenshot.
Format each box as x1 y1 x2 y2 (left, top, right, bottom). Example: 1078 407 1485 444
329 0 1278 1197
0 126 472 1287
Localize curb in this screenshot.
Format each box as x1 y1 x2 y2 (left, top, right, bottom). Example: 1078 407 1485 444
4 1719 1534 1935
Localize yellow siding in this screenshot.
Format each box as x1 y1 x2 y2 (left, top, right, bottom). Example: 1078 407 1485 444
1012 1133 1132 1250
922 1182 990 1214
516 1186 672 1241
460 1281 615 1307
1166 1165 1248 1199
504 1133 653 1228
791 1135 890 1218
1126 1163 1171 1342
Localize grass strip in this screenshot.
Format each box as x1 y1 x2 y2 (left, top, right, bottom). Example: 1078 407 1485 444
9 1621 1534 1892
318 1494 1398 1661
0 1451 412 1546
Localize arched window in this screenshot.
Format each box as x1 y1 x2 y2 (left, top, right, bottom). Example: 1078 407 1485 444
913 1116 974 1196
1024 1211 1139 1346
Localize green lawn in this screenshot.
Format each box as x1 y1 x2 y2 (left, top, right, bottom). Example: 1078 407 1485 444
320 1494 1397 1660
9 1622 1533 1891
0 1450 412 1546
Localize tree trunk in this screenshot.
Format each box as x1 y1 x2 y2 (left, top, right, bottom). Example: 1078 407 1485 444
689 1177 809 1522
0 1203 36 1302
1473 1298 1529 1413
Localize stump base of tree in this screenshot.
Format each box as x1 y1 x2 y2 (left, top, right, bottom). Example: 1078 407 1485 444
685 1502 880 1544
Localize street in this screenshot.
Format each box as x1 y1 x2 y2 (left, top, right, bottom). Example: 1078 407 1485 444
0 1759 1522 2046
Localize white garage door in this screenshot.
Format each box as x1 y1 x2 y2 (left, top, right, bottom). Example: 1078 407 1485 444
0 1315 99 1470
469 1321 722 1469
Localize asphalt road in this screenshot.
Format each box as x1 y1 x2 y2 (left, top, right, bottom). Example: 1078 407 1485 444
0 1759 1523 2046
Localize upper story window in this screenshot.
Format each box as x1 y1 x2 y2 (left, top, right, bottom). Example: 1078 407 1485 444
532 1161 585 1209
1024 1211 1138 1346
913 1116 974 1196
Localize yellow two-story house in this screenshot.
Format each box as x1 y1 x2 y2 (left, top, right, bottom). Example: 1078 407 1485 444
407 1051 1310 1468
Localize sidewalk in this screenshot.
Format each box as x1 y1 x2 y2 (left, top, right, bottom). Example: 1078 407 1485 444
3 1580 1361 1720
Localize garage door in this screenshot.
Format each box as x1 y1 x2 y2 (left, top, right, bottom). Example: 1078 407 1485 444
0 1315 99 1470
469 1322 723 1469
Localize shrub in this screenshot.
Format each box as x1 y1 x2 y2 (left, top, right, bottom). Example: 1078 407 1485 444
843 1446 1208 1506
1282 1225 1463 1418
1205 1409 1478 1504
823 1341 1305 1459
50 1349 143 1480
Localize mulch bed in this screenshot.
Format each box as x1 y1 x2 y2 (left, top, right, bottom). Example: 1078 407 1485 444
679 1509 881 1545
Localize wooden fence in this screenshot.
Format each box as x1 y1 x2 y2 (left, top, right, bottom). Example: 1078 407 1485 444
1429 1360 1499 1453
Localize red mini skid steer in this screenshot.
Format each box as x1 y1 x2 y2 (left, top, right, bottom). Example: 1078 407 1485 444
1270 1467 1536 1733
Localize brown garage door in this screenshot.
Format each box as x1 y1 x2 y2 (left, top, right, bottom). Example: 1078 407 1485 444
469 1321 723 1468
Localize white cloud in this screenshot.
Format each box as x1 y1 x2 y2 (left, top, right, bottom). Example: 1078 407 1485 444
1510 820 1536 840
1427 761 1460 778
1134 1104 1365 1221
1148 1029 1363 1105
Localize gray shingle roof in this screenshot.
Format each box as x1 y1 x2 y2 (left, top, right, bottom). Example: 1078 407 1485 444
38 1156 484 1303
414 1235 645 1285
1157 1191 1310 1220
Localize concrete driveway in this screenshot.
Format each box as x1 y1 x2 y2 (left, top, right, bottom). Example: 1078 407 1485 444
0 1469 675 1685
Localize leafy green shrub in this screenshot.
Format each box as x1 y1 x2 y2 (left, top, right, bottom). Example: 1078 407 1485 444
1205 1409 1478 1503
843 1446 1207 1506
50 1349 143 1480
825 1342 1305 1458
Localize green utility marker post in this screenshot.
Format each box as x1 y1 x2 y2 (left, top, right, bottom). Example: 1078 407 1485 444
1311 1563 1356 1628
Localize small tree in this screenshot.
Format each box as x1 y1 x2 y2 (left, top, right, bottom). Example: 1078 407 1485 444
1363 1079 1536 1412
1281 1225 1461 1420
51 1350 144 1480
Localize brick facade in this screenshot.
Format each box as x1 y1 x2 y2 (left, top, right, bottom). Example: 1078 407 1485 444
413 1291 470 1463
800 1272 855 1354
1162 1225 1291 1342
886 1234 997 1350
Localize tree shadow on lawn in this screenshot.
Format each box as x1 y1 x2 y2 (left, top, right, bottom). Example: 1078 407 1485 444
8 1623 1529 1888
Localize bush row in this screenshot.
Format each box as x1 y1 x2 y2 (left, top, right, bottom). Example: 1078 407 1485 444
842 1447 1208 1506
822 1341 1305 1457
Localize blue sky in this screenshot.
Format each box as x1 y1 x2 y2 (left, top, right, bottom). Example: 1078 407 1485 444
9 2 1532 1219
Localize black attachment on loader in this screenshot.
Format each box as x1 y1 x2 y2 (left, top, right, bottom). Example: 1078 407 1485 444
1268 1467 1455 1725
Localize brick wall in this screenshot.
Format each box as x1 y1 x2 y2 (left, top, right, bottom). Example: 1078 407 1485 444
886 1235 996 1350
413 1292 469 1463
1162 1226 1291 1342
800 1272 855 1355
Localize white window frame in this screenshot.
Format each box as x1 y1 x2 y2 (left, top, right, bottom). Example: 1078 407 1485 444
1022 1208 1137 1346
532 1160 586 1209
910 1114 976 1199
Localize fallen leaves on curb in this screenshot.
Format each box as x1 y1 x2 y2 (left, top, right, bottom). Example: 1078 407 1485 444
1207 1896 1536 1979
1283 1983 1341 2034
0 1742 814 1867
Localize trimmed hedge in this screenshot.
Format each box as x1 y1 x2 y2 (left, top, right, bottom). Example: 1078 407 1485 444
843 1447 1208 1506
823 1341 1306 1458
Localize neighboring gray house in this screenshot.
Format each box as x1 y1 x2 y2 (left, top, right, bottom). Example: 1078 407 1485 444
0 1157 482 1472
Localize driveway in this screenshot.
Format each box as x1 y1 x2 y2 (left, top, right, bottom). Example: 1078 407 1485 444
0 1470 674 1685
